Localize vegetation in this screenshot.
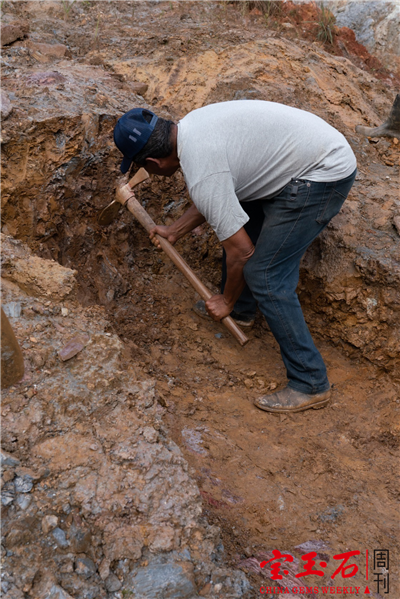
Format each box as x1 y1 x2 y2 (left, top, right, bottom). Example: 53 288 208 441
316 2 336 45
61 0 75 19
234 1 283 19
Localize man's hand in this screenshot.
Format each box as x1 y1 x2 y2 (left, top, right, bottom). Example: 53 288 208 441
149 205 206 249
149 225 178 249
205 294 234 321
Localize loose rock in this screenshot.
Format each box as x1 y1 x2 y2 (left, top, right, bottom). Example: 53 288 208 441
1 481 15 506
42 515 59 535
14 475 33 493
75 556 96 579
131 81 149 95
0 450 20 468
104 572 121 592
58 334 90 361
27 40 71 62
16 494 31 510
0 90 13 120
52 527 69 548
1 21 29 47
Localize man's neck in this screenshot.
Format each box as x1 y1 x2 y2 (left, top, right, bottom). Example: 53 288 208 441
171 123 179 163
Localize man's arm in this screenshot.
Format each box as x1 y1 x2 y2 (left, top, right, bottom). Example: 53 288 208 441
206 227 255 321
149 204 206 247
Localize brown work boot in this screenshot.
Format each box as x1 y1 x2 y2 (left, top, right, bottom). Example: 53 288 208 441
254 385 331 414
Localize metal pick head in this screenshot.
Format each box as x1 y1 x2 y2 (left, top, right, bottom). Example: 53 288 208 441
97 168 149 226
97 200 121 226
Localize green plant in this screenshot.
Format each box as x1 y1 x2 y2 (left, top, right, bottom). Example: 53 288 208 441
316 2 336 44
222 1 282 23
262 1 283 27
61 0 75 19
241 1 250 17
94 15 101 47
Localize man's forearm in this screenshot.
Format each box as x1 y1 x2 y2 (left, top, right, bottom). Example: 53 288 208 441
222 228 255 307
223 256 248 308
171 204 206 240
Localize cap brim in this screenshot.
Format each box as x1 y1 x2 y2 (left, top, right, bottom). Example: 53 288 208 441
120 156 132 174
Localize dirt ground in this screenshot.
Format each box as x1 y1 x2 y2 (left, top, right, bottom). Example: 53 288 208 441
1 2 399 598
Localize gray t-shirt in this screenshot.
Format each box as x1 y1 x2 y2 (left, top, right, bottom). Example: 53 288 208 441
177 100 357 241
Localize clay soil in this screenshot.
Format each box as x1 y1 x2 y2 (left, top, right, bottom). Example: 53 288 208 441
1 1 399 598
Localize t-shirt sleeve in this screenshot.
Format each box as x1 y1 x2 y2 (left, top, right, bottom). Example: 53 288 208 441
189 172 250 242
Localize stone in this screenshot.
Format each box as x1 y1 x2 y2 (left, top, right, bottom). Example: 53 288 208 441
1 586 25 599
1 21 29 47
131 81 149 95
43 584 75 599
1 235 77 301
98 558 110 580
58 334 90 361
75 556 96 579
52 527 69 548
1 481 15 506
104 525 144 561
14 475 33 493
16 494 31 510
27 41 71 62
2 470 15 483
142 426 159 444
42 515 59 535
148 525 175 552
68 524 92 553
0 450 20 468
0 90 13 119
104 572 121 592
124 556 196 599
199 582 212 596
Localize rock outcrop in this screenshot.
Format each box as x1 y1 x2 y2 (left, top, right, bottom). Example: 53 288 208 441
1 245 248 598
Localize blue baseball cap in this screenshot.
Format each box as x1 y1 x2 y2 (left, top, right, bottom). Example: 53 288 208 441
114 108 158 173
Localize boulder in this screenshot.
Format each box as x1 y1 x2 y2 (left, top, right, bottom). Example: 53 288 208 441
1 21 29 47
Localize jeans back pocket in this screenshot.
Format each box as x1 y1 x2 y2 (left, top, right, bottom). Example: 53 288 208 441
316 170 357 225
316 186 347 225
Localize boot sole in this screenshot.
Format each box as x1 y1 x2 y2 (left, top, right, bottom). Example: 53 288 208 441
254 396 331 414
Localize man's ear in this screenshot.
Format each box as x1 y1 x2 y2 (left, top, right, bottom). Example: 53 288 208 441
144 157 163 168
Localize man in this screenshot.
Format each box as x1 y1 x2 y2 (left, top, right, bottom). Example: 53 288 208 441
113 100 357 414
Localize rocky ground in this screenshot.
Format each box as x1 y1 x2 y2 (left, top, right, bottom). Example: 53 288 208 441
1 2 399 598
1 234 249 598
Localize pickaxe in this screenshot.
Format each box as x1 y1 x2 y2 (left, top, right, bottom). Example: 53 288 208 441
98 168 249 347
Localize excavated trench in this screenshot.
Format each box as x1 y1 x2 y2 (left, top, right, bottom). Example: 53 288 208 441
1 1 400 597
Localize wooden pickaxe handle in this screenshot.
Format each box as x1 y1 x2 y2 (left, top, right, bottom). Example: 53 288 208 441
116 174 249 347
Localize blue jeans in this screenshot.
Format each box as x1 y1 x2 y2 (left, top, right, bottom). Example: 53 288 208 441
223 169 357 394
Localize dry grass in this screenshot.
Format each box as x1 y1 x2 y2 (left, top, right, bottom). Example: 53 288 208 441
224 1 283 24
316 2 336 45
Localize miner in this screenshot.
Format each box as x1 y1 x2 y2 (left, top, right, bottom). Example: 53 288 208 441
113 100 357 414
